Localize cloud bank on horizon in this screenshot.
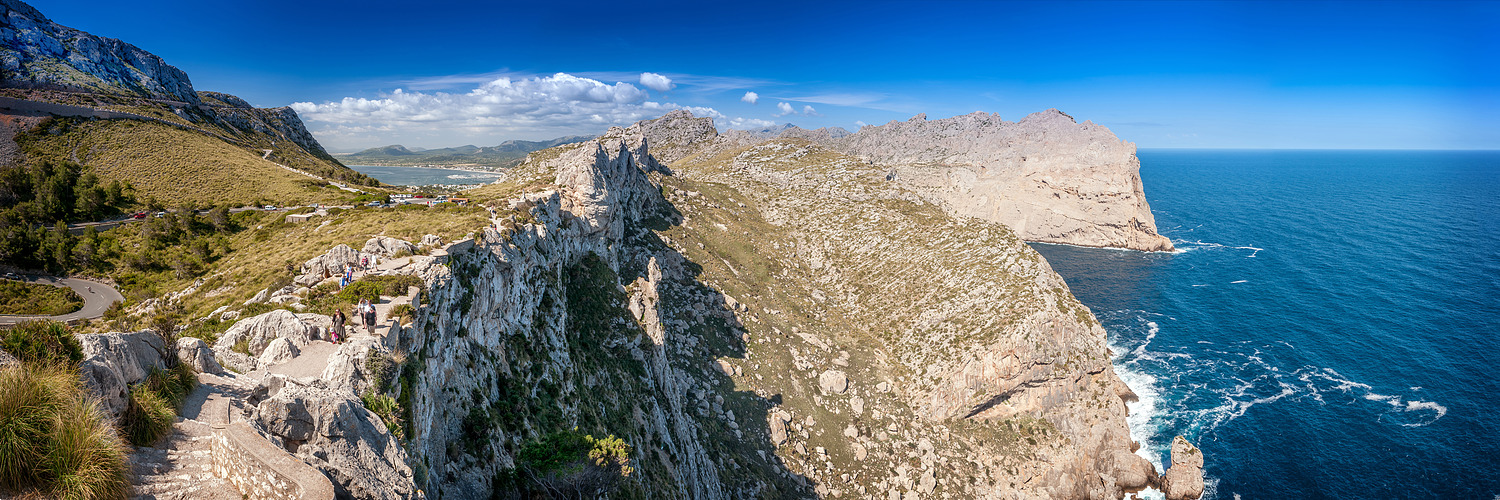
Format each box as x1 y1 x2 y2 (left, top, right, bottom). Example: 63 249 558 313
293 72 790 151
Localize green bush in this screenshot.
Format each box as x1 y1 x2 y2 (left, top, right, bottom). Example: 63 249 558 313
1 320 83 366
514 430 634 497
365 348 396 393
120 364 195 447
0 363 128 498
360 392 403 440
120 385 174 447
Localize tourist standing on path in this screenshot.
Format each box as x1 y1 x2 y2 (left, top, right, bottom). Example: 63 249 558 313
331 308 346 343
360 298 377 334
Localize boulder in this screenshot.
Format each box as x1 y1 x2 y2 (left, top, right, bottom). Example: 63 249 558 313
176 337 224 375
420 234 443 247
363 236 415 258
296 244 362 287
0 348 17 367
259 337 300 365
220 310 241 322
768 411 790 446
244 288 269 305
250 381 416 499
1100 449 1156 491
819 369 849 395
77 331 169 419
214 309 315 358
1162 436 1205 500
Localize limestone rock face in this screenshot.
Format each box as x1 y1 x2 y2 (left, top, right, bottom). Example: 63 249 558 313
250 381 416 500
1162 436 1206 500
296 244 362 286
363 236 415 257
258 337 300 365
214 309 314 358
420 234 443 247
77 331 167 419
176 337 223 375
819 110 1173 251
0 0 199 102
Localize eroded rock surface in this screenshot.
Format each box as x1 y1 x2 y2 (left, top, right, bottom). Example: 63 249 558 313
1162 436 1206 500
77 331 168 418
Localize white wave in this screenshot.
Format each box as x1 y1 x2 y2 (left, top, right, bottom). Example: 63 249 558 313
1229 280 1247 284
1170 239 1263 257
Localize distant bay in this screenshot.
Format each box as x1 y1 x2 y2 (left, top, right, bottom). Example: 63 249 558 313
349 165 502 187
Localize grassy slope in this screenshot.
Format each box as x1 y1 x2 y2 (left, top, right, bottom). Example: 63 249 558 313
17 119 361 207
106 205 489 330
0 281 83 316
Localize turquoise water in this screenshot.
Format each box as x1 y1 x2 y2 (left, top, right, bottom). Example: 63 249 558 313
348 165 502 186
1031 150 1500 499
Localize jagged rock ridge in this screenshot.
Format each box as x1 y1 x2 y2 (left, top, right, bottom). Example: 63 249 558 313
1 0 198 102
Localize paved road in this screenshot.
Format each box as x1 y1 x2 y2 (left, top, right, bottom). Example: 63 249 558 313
0 275 124 326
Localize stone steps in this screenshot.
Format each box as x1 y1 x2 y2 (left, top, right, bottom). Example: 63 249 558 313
129 377 246 500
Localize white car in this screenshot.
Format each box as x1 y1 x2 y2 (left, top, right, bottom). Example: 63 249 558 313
264 205 277 211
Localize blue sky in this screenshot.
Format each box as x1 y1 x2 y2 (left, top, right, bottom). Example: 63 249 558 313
29 0 1499 151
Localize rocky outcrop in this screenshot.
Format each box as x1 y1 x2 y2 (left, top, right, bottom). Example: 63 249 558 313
213 309 317 367
77 331 168 418
362 236 415 258
1162 436 1206 500
824 109 1173 251
0 0 199 102
249 379 416 499
177 337 224 375
296 244 362 286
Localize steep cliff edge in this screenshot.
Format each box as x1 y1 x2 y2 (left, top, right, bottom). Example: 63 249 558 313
379 111 1165 498
820 109 1173 252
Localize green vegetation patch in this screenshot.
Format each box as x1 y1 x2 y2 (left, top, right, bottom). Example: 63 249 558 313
1 320 84 366
120 364 196 447
0 362 129 499
508 430 634 498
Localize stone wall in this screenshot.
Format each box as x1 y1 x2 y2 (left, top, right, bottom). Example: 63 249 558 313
211 421 334 500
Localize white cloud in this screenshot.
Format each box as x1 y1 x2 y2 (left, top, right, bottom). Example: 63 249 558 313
855 120 868 128
721 117 777 130
741 91 759 104
639 72 674 92
292 71 776 150
801 105 818 116
775 101 795 116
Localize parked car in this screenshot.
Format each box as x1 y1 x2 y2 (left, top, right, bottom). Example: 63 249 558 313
367 201 382 207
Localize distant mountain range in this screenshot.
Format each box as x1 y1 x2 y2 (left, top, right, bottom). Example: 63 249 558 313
337 136 591 168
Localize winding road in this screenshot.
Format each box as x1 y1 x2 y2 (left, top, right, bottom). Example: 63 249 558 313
0 275 123 326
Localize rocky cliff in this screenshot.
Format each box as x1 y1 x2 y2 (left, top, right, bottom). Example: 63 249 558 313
822 110 1173 252
366 110 1166 498
0 0 198 102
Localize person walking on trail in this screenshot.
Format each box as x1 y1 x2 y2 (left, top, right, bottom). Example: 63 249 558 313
331 308 346 344
360 298 377 335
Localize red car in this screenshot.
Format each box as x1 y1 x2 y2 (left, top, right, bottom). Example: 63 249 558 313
131 212 147 219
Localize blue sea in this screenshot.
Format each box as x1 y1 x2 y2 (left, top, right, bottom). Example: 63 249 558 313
1031 150 1500 499
348 165 502 186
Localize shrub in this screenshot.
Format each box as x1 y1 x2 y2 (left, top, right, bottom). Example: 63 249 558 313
121 365 196 447
388 304 415 326
365 348 396 393
1 320 83 366
515 430 634 498
121 385 174 447
0 363 128 498
360 392 402 439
